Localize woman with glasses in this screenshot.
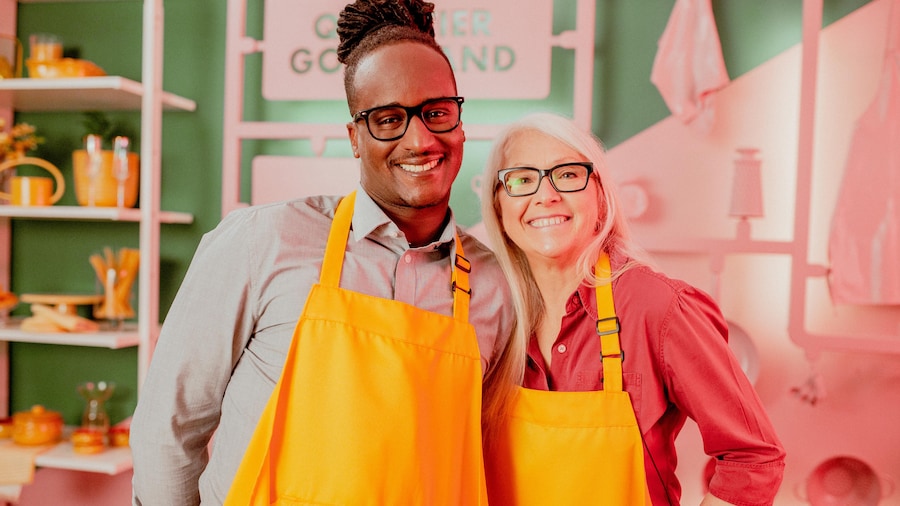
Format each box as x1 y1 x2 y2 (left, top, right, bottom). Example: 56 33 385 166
479 112 785 505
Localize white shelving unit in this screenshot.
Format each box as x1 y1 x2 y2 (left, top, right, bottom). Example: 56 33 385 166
35 441 132 475
0 76 196 111
0 0 195 476
0 319 139 348
0 204 192 223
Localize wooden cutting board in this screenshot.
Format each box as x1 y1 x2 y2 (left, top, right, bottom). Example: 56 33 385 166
20 294 104 315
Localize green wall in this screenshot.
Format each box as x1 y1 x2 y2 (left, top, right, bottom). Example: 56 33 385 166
9 0 872 423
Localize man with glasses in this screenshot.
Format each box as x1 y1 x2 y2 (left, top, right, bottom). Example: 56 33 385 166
131 1 513 504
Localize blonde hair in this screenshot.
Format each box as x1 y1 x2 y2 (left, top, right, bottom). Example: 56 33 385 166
480 112 648 440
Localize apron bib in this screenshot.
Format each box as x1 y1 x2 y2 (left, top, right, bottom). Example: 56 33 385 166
485 254 651 505
225 191 487 505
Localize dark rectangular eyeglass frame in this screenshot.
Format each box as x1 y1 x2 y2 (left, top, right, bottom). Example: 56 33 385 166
497 161 594 197
352 96 465 142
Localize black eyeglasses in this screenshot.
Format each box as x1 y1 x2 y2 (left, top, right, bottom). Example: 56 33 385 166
352 97 464 142
497 162 594 197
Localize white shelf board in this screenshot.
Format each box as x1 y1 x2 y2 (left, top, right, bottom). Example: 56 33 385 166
0 319 139 348
35 442 132 475
0 205 193 224
20 1 135 3
0 77 196 112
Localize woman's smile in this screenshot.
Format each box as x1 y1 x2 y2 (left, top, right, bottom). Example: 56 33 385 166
527 215 571 228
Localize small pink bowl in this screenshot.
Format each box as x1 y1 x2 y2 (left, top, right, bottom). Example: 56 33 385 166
805 456 887 506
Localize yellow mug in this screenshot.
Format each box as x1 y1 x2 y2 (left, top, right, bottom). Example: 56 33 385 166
0 157 65 206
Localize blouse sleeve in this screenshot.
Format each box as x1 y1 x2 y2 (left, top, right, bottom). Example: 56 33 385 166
660 286 786 505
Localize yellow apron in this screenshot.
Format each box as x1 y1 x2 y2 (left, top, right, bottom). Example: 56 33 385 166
485 254 651 505
225 191 487 505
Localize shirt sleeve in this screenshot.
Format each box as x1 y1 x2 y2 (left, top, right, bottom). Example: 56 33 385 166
131 209 259 506
660 286 786 505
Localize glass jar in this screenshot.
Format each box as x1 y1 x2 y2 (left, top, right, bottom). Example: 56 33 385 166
77 381 115 436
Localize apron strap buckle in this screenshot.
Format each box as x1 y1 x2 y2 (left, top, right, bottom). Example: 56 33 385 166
601 349 625 362
451 280 472 296
596 316 620 336
455 254 472 273
451 254 472 295
598 317 624 363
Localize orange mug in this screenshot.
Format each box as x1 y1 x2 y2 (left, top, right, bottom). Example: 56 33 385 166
0 157 65 206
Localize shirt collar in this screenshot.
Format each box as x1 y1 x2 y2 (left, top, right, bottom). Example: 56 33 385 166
573 283 598 321
350 184 458 250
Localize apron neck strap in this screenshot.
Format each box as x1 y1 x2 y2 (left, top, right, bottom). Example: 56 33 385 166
451 236 471 323
320 191 356 288
321 191 471 322
595 253 624 392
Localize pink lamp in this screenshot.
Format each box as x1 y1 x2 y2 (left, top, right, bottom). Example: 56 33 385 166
729 147 765 219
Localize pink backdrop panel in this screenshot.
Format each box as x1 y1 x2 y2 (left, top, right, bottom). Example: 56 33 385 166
252 155 359 205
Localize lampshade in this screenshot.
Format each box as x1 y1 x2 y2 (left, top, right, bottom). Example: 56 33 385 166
729 147 764 218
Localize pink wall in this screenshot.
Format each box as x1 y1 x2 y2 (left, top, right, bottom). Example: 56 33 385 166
13 469 131 505
607 0 900 503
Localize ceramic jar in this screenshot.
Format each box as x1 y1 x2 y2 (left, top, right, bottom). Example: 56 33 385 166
12 405 63 445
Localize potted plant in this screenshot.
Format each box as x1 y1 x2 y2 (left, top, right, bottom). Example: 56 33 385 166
72 111 140 208
0 118 44 163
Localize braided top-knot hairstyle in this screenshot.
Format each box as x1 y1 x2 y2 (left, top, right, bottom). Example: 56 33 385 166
337 0 454 112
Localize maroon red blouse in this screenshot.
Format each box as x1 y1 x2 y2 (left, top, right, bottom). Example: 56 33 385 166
523 252 785 505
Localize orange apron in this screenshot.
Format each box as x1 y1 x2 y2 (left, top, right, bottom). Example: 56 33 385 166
485 254 651 505
225 191 487 505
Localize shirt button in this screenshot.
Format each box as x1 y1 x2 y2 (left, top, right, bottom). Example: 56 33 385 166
557 344 567 354
404 254 412 264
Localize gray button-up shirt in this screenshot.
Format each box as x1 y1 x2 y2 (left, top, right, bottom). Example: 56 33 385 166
131 190 513 505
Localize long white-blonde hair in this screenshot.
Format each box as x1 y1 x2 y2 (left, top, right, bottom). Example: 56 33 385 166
480 112 647 439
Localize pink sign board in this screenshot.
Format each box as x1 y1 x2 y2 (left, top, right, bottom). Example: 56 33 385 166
262 0 553 100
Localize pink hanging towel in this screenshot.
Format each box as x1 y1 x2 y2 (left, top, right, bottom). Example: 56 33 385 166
650 0 730 134
828 3 900 305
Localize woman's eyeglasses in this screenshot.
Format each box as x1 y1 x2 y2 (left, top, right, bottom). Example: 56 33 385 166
497 162 594 197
